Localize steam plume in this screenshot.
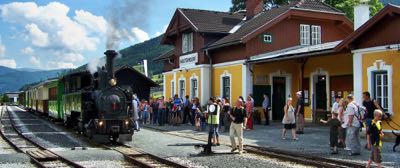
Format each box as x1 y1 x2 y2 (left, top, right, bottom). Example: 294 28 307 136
106 0 152 49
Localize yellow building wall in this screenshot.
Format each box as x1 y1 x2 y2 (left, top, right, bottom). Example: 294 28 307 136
303 53 353 119
253 59 301 118
362 50 400 130
252 53 353 120
163 69 202 100
164 73 174 99
174 68 201 99
212 64 242 101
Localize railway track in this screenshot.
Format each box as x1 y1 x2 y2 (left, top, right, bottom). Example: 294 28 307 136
106 143 188 168
0 106 84 168
244 145 368 168
144 126 372 168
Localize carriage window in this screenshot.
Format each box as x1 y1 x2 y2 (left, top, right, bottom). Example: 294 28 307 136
171 81 175 97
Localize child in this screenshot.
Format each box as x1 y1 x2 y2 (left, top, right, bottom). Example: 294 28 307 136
194 107 201 131
366 110 384 168
320 112 341 154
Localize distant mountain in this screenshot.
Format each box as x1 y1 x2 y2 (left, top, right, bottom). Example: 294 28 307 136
16 68 42 72
74 35 173 76
381 0 400 5
0 66 68 93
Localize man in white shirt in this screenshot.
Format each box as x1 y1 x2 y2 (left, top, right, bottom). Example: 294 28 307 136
331 96 340 114
343 94 361 156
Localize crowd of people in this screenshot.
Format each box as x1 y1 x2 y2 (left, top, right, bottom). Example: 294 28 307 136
320 92 386 168
131 91 386 167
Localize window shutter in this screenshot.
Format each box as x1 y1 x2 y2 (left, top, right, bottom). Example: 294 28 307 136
182 34 188 53
189 33 193 52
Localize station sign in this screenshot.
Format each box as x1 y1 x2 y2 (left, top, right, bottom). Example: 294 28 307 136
179 52 198 68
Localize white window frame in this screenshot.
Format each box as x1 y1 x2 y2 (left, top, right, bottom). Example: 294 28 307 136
311 25 321 45
220 71 232 101
178 77 186 99
182 32 193 54
263 34 272 43
367 60 393 114
300 24 310 45
190 75 199 99
373 72 389 111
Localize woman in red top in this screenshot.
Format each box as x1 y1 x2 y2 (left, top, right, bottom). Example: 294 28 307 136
245 96 254 130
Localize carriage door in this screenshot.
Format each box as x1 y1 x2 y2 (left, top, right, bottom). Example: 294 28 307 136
272 77 286 121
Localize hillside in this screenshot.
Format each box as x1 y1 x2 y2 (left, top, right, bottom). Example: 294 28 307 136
74 35 173 76
0 66 67 93
118 35 173 75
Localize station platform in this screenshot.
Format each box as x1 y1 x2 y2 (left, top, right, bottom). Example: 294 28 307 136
144 123 400 167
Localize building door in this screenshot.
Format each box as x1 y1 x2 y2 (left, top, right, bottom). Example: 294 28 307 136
272 77 286 121
315 75 327 110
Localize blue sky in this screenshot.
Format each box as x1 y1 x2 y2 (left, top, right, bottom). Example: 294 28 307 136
0 0 232 69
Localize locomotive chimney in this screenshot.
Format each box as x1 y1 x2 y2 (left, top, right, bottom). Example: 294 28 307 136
104 50 118 81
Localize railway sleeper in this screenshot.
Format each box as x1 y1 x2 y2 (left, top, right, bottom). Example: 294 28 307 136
27 150 59 161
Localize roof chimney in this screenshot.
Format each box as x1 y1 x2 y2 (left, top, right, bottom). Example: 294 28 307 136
354 0 370 30
246 0 264 20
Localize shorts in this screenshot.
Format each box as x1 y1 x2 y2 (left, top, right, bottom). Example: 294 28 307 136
284 124 296 129
370 146 382 163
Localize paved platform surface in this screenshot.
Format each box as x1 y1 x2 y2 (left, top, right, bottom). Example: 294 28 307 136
144 122 400 168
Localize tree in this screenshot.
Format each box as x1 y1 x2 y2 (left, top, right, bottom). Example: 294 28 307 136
229 0 384 22
334 0 384 21
229 0 288 12
1 95 10 103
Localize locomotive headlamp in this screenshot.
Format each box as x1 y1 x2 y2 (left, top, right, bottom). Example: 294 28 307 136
125 120 129 125
98 121 104 126
109 78 117 86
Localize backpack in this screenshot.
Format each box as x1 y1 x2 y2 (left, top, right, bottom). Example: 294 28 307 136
353 103 366 127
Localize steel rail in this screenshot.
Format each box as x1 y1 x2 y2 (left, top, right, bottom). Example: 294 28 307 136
144 126 373 168
1 106 84 168
104 143 189 168
244 145 369 168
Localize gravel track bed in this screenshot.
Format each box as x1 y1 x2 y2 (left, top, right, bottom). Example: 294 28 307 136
129 129 312 168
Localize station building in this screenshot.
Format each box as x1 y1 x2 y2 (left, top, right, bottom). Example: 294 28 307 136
336 4 400 131
156 0 353 121
156 0 400 126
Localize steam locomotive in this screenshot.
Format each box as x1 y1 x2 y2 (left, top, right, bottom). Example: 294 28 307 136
23 50 135 143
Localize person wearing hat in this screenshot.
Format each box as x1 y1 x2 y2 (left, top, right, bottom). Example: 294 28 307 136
295 91 305 134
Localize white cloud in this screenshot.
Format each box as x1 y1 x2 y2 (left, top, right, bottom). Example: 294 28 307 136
48 61 76 69
29 56 40 67
25 23 49 47
74 10 107 34
0 1 101 52
131 27 149 42
54 51 84 62
155 25 168 37
21 46 34 55
0 59 16 68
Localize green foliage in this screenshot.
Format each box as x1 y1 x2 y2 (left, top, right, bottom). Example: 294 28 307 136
229 0 384 22
229 0 288 12
117 35 173 76
1 95 10 103
334 0 384 21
